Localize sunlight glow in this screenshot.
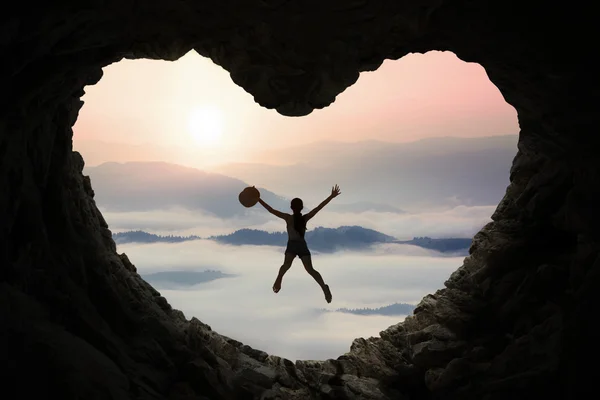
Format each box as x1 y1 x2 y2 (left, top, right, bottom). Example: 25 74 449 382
187 105 224 147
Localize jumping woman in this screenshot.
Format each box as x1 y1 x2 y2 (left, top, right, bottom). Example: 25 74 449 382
257 184 341 303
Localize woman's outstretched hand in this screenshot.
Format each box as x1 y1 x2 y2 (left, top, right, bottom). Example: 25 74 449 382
330 184 341 198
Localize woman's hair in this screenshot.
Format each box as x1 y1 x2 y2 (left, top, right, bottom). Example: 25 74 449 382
290 198 306 238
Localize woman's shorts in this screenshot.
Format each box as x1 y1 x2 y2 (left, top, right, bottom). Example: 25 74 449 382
285 239 311 258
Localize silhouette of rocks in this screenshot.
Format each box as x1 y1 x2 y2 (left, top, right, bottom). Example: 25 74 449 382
1 1 599 399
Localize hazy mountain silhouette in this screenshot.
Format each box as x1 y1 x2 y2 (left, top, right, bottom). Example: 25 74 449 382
394 237 472 253
84 161 289 218
213 135 518 209
251 136 517 166
210 226 396 253
319 302 416 316
78 136 516 214
112 229 472 254
328 201 406 214
141 270 234 289
75 139 187 167
113 230 201 244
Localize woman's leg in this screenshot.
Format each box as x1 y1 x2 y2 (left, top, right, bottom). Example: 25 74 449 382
300 255 332 302
273 253 295 293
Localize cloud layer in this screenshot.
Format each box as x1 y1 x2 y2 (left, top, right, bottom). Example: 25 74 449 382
122 239 463 361
103 204 495 240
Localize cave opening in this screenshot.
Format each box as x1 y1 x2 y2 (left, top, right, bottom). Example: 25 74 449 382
72 49 517 362
3 2 598 398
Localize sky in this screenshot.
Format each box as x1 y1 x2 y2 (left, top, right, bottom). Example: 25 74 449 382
72 50 518 168
70 49 519 361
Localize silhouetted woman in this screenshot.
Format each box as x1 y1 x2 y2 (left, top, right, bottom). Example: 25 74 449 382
257 184 341 303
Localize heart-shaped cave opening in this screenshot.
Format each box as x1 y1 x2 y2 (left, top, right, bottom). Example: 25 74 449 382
3 3 598 399
72 49 517 362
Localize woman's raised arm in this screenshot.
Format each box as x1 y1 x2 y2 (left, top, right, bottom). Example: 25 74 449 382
304 184 341 221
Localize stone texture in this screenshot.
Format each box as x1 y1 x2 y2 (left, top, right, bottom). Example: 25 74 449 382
1 1 600 400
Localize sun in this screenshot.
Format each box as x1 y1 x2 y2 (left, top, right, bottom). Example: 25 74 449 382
187 105 224 147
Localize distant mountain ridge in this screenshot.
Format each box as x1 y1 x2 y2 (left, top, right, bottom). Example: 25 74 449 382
320 302 416 316
112 230 201 244
141 270 234 289
328 201 406 214
252 135 517 166
213 135 518 209
112 229 472 254
84 161 289 218
394 237 472 253
210 226 396 253
82 135 516 220
85 161 405 219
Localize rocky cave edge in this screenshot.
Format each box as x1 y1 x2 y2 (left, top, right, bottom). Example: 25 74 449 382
1 1 599 399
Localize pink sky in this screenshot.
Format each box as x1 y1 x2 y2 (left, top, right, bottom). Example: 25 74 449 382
73 50 518 168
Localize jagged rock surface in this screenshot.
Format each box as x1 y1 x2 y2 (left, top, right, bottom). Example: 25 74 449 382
1 1 599 399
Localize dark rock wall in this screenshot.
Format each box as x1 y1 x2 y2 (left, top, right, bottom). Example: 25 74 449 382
1 1 598 399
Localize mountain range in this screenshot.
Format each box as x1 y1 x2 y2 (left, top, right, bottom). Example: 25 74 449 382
82 135 517 217
84 161 288 218
394 237 472 253
112 228 472 254
141 270 235 289
210 226 397 253
84 161 401 218
319 302 416 316
213 135 518 209
112 231 201 244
